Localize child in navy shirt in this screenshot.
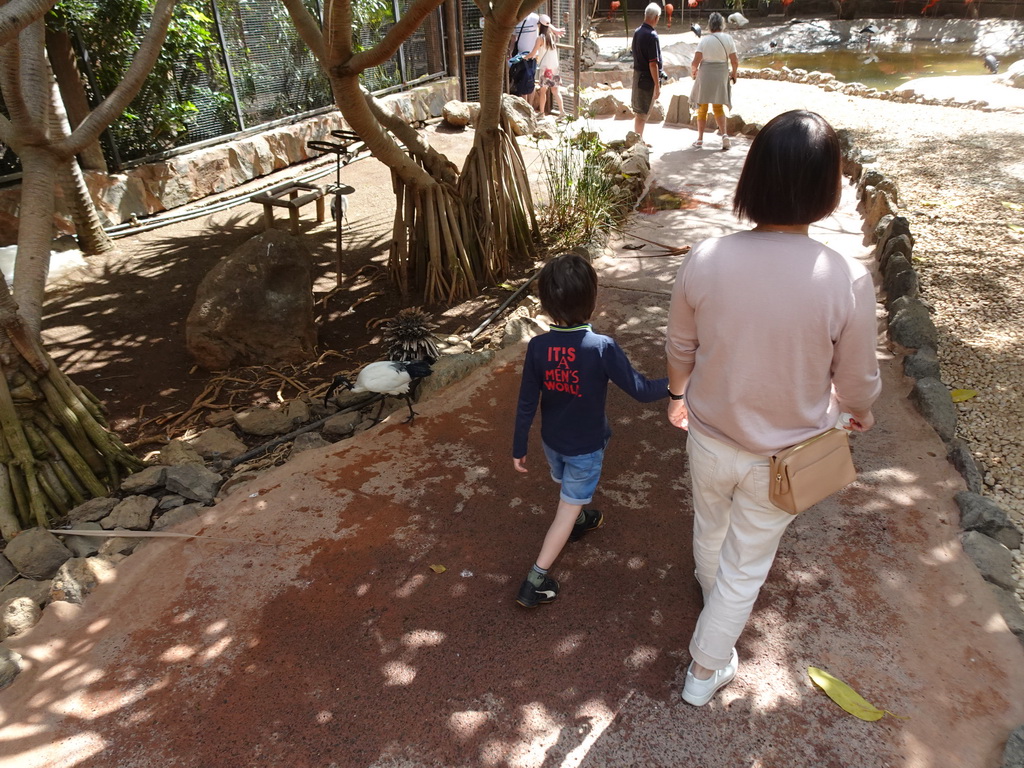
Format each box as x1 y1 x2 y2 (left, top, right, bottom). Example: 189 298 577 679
513 253 668 607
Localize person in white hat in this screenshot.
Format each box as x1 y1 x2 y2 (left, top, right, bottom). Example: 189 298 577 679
526 14 566 115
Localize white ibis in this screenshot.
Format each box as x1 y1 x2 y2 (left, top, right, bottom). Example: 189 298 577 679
325 360 433 423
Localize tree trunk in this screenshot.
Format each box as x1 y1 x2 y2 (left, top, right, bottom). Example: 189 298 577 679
458 15 538 276
49 72 114 254
46 28 108 173
0 280 142 537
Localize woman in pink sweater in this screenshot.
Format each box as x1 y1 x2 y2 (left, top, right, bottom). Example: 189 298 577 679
665 110 881 706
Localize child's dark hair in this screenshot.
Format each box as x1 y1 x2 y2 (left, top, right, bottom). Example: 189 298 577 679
537 253 598 326
733 110 843 226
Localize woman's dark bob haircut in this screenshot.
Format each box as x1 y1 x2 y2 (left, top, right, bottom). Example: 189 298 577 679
733 110 843 226
538 253 598 327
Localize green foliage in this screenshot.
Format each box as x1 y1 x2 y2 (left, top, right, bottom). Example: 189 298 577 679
539 128 630 252
53 0 238 162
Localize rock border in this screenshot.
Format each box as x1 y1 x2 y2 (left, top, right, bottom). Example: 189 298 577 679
742 66 1024 114
846 149 1024 651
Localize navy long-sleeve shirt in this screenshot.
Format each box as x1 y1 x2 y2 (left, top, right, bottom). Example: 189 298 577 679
513 324 668 458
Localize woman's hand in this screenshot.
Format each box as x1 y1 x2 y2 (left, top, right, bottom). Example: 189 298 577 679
847 409 875 432
667 399 689 430
513 456 528 473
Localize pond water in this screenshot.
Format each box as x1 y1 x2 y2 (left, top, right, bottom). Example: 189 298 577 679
744 42 1022 91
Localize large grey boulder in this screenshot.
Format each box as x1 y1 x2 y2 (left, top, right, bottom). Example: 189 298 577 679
5 529 73 579
186 229 317 370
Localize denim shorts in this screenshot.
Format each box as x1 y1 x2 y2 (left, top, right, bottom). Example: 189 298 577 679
542 442 606 505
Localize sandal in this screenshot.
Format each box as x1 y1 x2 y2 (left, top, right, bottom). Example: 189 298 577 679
692 140 703 149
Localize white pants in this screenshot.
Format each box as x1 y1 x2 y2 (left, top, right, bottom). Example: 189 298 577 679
686 427 796 670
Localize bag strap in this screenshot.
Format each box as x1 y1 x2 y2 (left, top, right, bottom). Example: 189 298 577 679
511 18 526 55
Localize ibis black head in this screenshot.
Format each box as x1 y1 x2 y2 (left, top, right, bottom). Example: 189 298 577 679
983 54 999 74
690 23 701 37
324 374 354 406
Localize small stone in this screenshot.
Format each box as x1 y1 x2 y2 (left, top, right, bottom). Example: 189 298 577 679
49 556 118 605
1 597 41 639
67 497 117 524
234 408 293 436
164 465 223 503
907 377 958 444
98 531 144 557
61 522 104 558
903 346 940 381
205 410 236 427
159 494 187 510
0 579 52 607
286 399 311 425
956 491 1023 550
120 466 167 494
288 432 331 459
187 427 247 460
100 495 158 531
158 439 205 467
152 504 204 532
961 531 1015 590
0 555 17 586
0 646 22 690
323 411 362 438
4 529 73 579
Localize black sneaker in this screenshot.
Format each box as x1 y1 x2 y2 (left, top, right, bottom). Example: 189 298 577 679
569 508 604 542
516 576 560 607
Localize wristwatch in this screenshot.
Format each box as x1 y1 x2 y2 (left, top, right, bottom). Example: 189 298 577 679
668 389 685 401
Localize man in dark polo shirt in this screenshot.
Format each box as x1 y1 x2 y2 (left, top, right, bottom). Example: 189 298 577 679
631 3 663 138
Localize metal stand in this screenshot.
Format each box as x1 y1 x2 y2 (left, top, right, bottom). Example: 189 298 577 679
307 130 360 286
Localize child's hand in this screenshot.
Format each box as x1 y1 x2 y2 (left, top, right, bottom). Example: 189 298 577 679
513 456 528 473
667 399 689 430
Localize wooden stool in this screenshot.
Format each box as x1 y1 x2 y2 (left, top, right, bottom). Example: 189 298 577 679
250 182 326 235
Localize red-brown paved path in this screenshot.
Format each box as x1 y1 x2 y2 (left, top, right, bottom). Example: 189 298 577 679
1 121 1022 768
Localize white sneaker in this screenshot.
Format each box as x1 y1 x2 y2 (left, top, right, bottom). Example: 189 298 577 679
681 648 738 706
721 134 731 150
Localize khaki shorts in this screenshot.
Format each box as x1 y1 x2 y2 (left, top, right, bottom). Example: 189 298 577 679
631 70 654 115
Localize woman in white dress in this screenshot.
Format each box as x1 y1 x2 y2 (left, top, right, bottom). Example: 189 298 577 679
690 12 739 150
527 14 565 116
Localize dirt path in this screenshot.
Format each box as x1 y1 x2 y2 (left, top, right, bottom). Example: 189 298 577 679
2 105 1023 767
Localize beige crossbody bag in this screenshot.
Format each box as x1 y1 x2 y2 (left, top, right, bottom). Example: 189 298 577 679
768 428 857 515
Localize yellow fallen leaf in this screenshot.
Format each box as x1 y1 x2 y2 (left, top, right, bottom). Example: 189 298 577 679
428 564 446 574
1002 201 1023 211
808 667 899 722
951 388 979 403
1009 224 1024 233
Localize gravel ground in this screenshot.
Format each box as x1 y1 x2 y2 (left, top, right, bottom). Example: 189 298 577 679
659 73 1024 607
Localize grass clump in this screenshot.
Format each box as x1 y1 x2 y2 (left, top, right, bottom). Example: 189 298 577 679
539 128 631 252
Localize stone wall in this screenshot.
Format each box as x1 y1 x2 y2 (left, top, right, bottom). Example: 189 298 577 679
0 77 459 246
